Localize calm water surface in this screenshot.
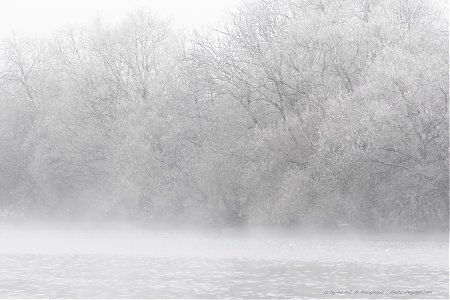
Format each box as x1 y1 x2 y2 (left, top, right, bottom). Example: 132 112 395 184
0 231 448 299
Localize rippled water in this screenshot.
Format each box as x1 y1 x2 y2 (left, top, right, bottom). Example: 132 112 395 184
0 255 448 299
0 230 448 298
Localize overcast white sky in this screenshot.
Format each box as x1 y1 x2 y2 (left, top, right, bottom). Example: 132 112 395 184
0 0 242 38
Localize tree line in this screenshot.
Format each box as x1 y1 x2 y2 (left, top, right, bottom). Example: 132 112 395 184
0 0 448 231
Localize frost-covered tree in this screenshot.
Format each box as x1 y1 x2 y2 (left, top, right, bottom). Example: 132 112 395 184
0 0 447 230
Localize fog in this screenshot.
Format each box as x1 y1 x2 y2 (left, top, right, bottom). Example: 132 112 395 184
0 223 447 262
0 0 241 38
0 0 448 298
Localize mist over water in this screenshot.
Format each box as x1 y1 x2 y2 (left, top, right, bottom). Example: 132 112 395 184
0 223 447 263
0 222 448 298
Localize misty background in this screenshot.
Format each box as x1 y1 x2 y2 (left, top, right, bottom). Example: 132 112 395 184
0 0 448 232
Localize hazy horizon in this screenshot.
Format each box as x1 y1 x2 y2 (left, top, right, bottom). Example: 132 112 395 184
0 0 242 39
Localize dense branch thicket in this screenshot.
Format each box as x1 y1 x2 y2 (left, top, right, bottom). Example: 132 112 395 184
0 0 448 231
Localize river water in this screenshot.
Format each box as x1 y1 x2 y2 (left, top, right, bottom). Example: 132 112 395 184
0 228 448 298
